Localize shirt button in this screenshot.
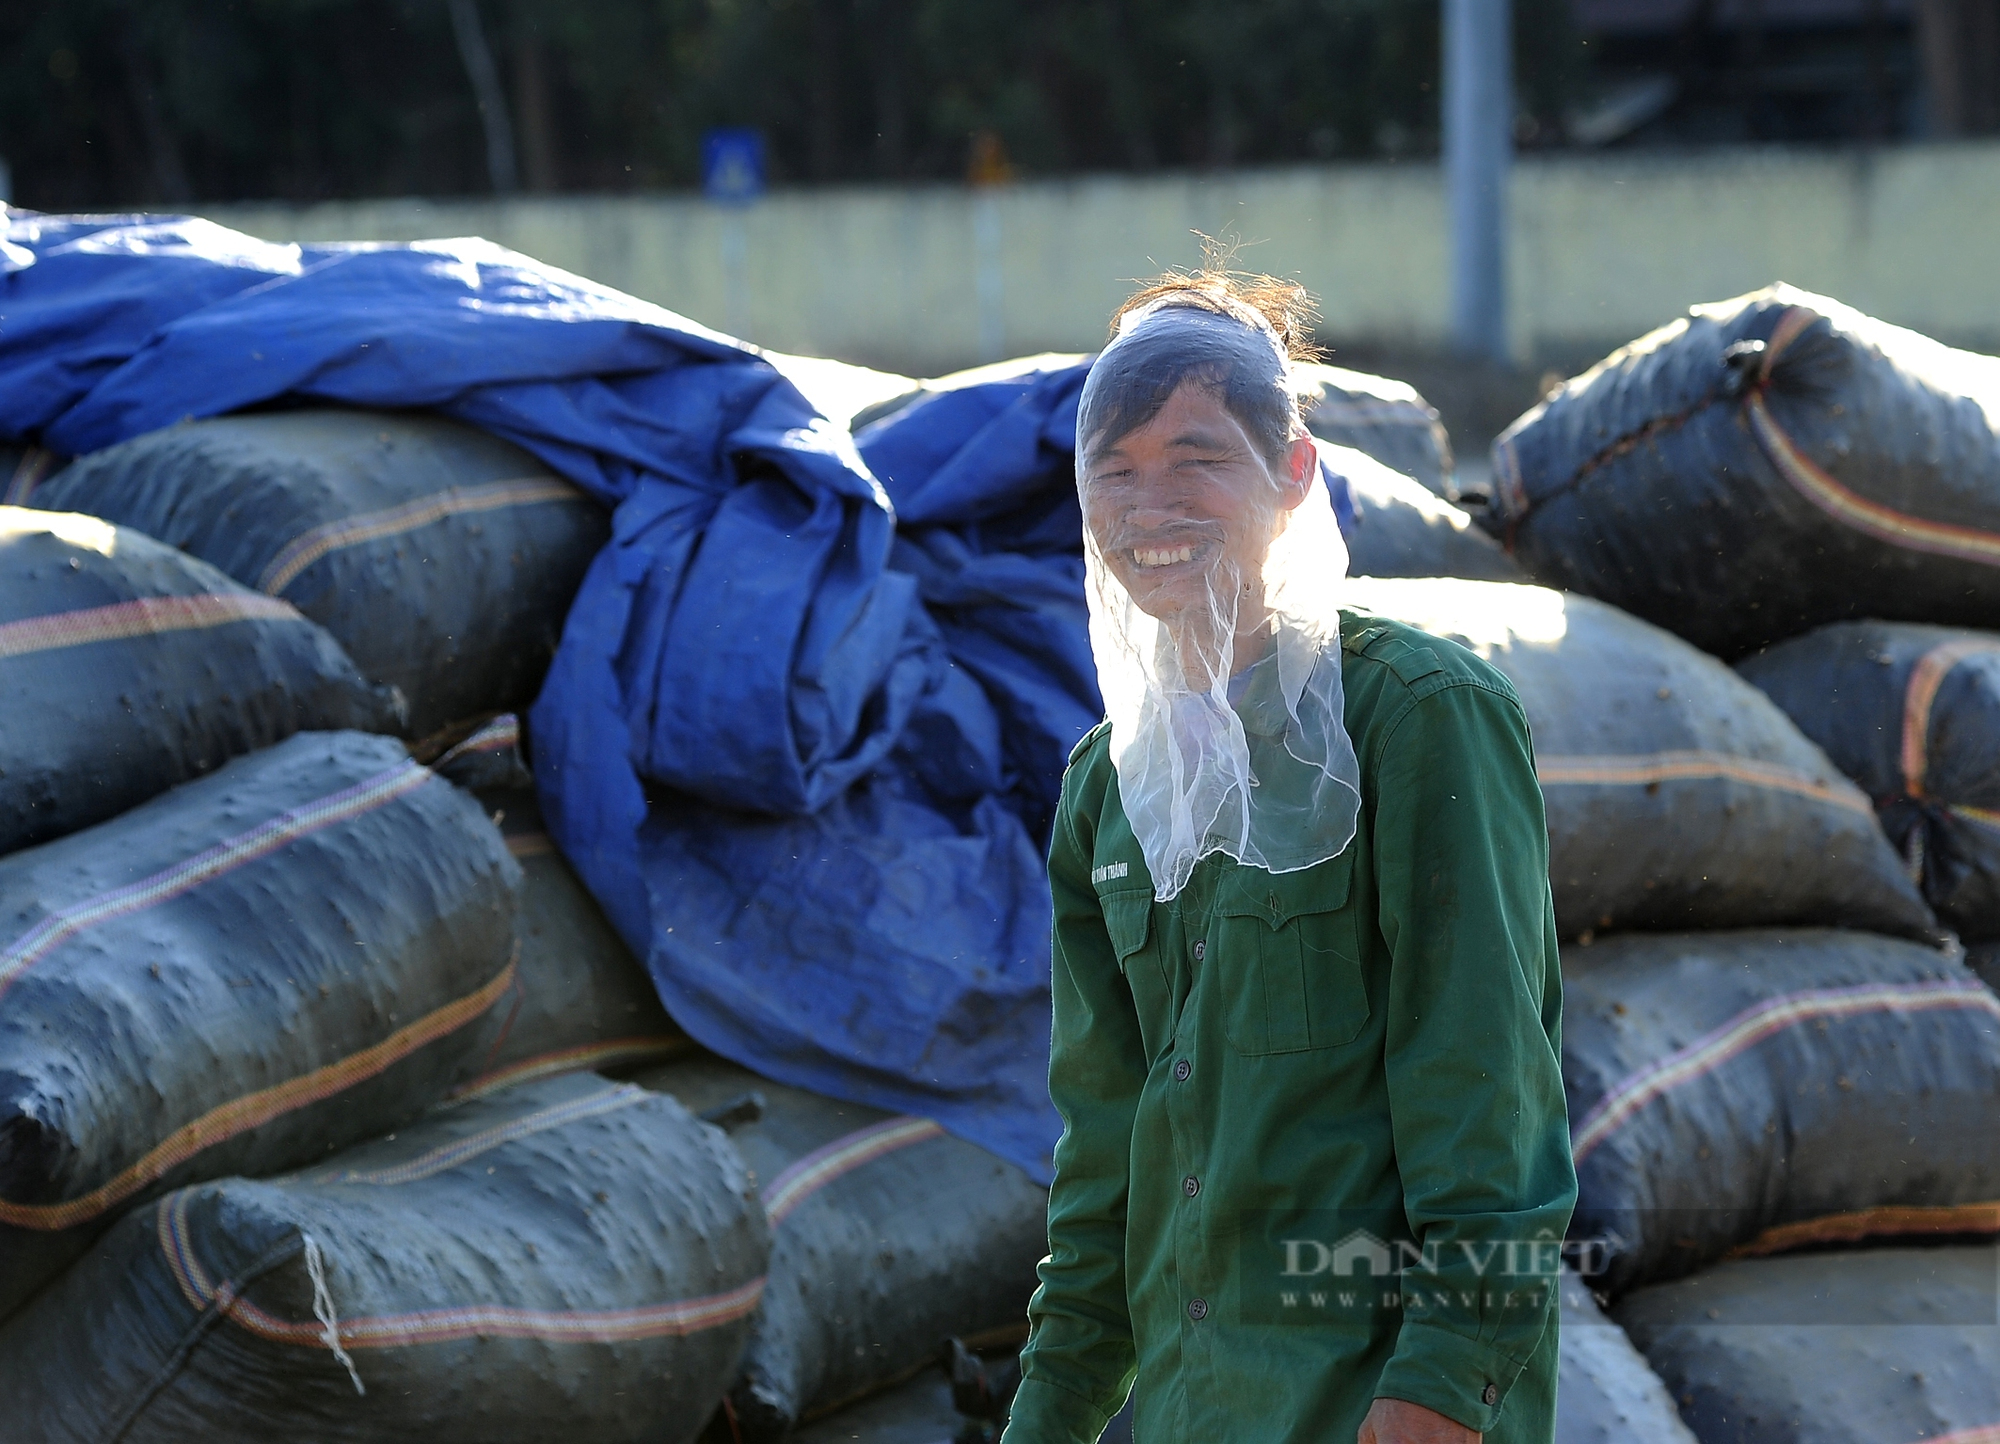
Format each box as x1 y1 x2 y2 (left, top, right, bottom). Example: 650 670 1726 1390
1173 1058 1191 1082
1187 1297 1208 1321
1192 938 1206 961
1183 1175 1200 1197
1482 1383 1498 1406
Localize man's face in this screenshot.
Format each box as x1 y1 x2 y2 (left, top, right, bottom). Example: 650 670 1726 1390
1081 380 1308 626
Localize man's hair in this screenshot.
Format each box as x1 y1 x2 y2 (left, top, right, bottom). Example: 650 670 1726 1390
1111 268 1321 362
1084 266 1321 467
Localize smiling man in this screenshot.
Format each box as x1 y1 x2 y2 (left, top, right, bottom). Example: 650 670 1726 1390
1000 274 1575 1444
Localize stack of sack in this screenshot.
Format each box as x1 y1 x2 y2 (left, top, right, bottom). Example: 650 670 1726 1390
14 204 2000 1442
0 417 731 1439
1461 283 2000 1443
0 357 1059 1438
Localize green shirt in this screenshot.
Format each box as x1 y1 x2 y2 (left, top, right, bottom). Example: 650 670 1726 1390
1004 612 1575 1444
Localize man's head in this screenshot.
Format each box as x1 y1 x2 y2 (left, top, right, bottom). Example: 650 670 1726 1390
1075 274 1359 896
1076 273 1321 641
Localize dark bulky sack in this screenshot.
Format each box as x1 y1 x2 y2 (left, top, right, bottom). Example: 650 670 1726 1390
425 714 686 1094
1296 361 1457 498
1491 284 2000 659
0 505 398 857
0 1072 770 1444
34 409 610 742
1738 620 2000 942
1344 578 1939 940
1327 443 1525 582
1564 929 2000 1295
467 782 686 1091
1556 1270 1697 1444
1613 1247 2000 1444
637 1055 1048 1442
0 730 518 1319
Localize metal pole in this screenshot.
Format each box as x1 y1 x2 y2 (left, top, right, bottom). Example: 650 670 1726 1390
447 0 520 195
1444 0 1511 360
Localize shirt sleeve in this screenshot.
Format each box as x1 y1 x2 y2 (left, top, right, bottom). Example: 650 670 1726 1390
1002 768 1147 1444
1368 679 1577 1434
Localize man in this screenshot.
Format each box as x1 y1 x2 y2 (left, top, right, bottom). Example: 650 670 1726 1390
1001 275 1574 1444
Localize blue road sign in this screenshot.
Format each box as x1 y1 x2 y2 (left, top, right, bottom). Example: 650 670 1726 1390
702 128 766 203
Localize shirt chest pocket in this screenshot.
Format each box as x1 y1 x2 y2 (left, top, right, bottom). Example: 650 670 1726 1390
1213 854 1368 1055
1099 888 1172 1050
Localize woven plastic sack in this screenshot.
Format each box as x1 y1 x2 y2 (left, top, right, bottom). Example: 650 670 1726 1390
473 774 684 1100
0 1072 769 1444
0 730 518 1318
637 1055 1047 1443
34 409 609 742
1296 360 1456 498
1492 284 2000 658
1555 1269 1696 1444
1564 929 2000 1294
0 505 397 856
1739 620 2000 942
1614 1247 2000 1444
421 714 684 1093
1344 578 1938 939
1329 443 1524 582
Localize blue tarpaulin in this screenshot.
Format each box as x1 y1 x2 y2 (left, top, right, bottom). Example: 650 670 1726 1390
0 212 1088 1178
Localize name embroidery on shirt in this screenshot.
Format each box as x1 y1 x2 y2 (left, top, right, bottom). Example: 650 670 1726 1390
1091 862 1129 885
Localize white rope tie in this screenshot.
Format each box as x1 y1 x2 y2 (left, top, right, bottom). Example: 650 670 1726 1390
302 1233 366 1396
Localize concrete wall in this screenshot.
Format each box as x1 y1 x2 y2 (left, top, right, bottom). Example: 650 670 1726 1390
209 140 2000 377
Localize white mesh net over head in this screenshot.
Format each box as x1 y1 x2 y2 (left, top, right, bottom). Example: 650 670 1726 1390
1077 297 1361 901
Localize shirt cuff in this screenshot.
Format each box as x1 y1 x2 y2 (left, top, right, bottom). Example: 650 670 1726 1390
999 1376 1116 1444
1373 1317 1539 1434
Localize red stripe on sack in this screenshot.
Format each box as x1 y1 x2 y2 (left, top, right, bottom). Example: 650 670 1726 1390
447 1037 692 1100
1571 979 2000 1165
1916 1427 2000 1444
438 714 520 768
0 592 300 661
1535 751 1875 816
0 762 430 1005
315 1085 649 1188
1732 1201 2000 1259
2 963 516 1232
1748 393 2000 568
1901 639 2000 798
760 1116 946 1227
256 479 584 595
225 1276 767 1347
160 1194 762 1346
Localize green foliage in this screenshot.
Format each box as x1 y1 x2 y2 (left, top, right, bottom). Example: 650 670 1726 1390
0 0 1578 208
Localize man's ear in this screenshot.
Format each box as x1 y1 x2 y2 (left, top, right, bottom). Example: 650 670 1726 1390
1280 434 1318 512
